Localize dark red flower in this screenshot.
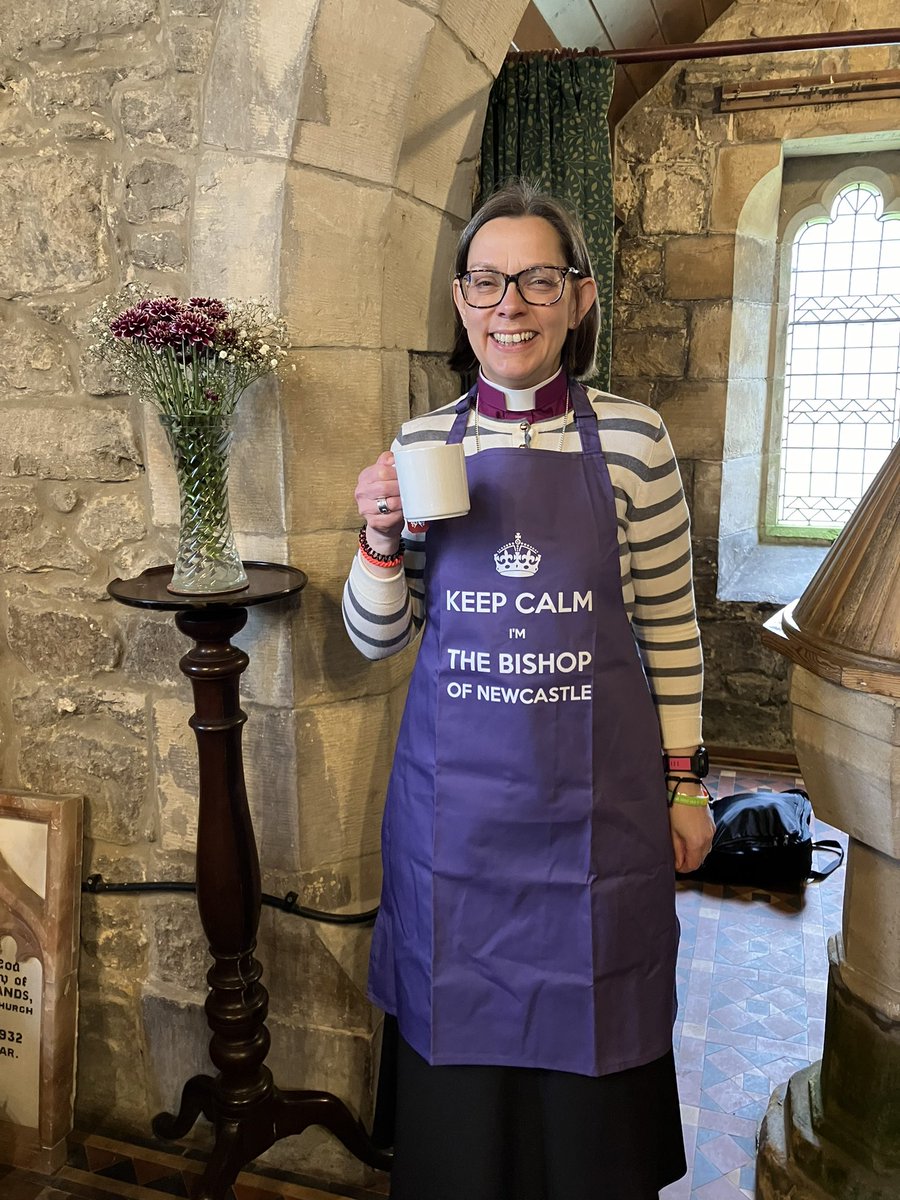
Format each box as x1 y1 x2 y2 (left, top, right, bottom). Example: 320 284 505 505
169 311 218 350
188 297 229 321
204 389 221 405
109 303 156 339
146 296 184 320
145 321 177 351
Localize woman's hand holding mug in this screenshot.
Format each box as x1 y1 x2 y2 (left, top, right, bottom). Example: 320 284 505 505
355 451 405 554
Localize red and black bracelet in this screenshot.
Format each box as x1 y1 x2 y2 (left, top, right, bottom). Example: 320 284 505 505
358 526 405 569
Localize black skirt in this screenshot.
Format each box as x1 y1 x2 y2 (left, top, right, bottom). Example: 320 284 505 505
373 1017 686 1200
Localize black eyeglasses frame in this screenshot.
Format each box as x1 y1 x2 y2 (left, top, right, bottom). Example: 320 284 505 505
455 265 585 309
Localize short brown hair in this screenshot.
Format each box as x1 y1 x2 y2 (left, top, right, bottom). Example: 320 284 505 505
448 179 600 379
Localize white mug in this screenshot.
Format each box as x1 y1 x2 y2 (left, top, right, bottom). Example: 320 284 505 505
394 441 470 523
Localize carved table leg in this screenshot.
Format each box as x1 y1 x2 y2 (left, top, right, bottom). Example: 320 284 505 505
154 608 390 1199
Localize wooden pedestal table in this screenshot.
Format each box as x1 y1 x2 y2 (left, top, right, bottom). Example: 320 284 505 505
108 564 392 1200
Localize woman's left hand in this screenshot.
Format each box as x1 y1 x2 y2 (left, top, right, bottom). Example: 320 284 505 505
669 804 715 874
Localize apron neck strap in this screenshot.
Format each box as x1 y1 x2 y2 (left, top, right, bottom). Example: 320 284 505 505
446 378 600 455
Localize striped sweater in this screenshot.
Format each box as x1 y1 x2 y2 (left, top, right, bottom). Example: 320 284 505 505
343 388 703 750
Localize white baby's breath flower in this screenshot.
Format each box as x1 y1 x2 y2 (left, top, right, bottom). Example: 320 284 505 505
227 353 236 362
270 358 278 367
219 350 228 359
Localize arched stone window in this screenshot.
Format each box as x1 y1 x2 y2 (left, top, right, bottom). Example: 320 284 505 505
766 174 900 540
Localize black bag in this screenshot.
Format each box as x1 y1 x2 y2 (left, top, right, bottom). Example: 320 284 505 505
680 788 844 890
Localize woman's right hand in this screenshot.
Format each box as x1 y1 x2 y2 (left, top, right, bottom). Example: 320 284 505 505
355 451 405 553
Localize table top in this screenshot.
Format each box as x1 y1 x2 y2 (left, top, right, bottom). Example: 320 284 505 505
107 562 308 611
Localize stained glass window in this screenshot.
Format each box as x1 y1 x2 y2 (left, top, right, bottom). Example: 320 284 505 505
777 183 900 530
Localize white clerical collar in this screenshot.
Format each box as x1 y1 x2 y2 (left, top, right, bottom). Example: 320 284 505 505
478 368 564 411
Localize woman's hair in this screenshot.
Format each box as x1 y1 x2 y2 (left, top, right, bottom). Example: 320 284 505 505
448 178 600 379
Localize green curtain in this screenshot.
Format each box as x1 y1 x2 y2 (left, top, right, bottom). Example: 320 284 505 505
478 52 616 389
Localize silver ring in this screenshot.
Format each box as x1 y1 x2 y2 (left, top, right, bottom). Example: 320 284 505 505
376 496 390 516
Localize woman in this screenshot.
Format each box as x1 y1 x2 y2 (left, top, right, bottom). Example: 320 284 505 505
344 180 714 1200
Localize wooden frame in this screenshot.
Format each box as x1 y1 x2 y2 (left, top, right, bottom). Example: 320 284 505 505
0 789 82 1173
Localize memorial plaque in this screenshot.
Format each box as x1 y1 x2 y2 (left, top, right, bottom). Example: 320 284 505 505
0 790 82 1172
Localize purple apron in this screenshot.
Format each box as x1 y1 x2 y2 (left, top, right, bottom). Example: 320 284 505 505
368 381 678 1077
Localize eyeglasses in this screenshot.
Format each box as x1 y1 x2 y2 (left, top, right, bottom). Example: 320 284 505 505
456 265 584 308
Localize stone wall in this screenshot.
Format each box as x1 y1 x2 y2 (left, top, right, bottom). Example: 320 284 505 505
612 0 900 754
1 0 525 1184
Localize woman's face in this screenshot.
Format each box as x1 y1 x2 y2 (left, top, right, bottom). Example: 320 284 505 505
453 215 597 391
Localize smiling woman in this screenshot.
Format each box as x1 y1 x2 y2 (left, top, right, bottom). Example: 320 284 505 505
343 179 712 1200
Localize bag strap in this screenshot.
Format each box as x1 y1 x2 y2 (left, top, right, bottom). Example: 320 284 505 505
808 839 844 881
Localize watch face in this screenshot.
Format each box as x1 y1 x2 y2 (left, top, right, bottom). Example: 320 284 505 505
694 747 709 778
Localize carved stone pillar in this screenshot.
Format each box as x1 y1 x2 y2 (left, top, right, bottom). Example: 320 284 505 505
758 440 900 1198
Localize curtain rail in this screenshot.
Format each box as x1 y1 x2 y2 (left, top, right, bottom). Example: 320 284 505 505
506 28 900 67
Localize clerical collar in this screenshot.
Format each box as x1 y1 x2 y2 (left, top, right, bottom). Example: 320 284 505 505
476 369 568 424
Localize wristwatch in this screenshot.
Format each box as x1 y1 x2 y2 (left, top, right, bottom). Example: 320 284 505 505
663 746 709 779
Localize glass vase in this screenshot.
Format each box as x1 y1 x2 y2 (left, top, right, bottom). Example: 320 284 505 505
159 412 249 595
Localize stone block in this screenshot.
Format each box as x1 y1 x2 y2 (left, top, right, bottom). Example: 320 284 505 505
80 894 150 975
294 694 397 878
28 67 127 118
130 229 185 270
19 726 146 844
664 235 736 301
688 459 722 539
168 21 213 73
441 0 524 74
12 683 146 737
6 599 121 676
729 301 774 380
75 987 151 1132
640 165 708 236
687 301 732 381
719 453 762 536
6 0 157 56
151 698 299 872
0 155 108 298
702 692 792 753
204 0 317 157
396 21 492 219
619 301 687 335
723 377 768 461
409 351 460 420
140 990 208 1120
123 158 190 223
0 312 73 393
287 528 417 707
733 233 777 303
610 329 687 380
655 381 726 460
710 143 782 235
381 192 460 351
189 151 285 304
618 239 662 282
0 404 142 481
259 906 375 1035
146 895 207 994
76 490 146 551
281 350 392 534
171 0 219 12
122 612 192 689
281 168 390 349
293 0 432 186
0 483 91 574
118 83 199 150
619 110 707 166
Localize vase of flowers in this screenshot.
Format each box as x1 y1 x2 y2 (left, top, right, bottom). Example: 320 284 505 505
90 286 291 594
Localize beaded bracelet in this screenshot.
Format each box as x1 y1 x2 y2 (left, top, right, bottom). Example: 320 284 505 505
666 776 712 808
359 526 405 569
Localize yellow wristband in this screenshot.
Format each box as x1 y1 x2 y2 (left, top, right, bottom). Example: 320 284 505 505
671 793 710 808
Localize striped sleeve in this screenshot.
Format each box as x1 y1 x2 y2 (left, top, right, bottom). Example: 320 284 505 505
621 415 703 750
342 521 427 660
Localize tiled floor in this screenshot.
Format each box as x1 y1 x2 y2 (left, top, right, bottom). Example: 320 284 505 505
2 766 846 1200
